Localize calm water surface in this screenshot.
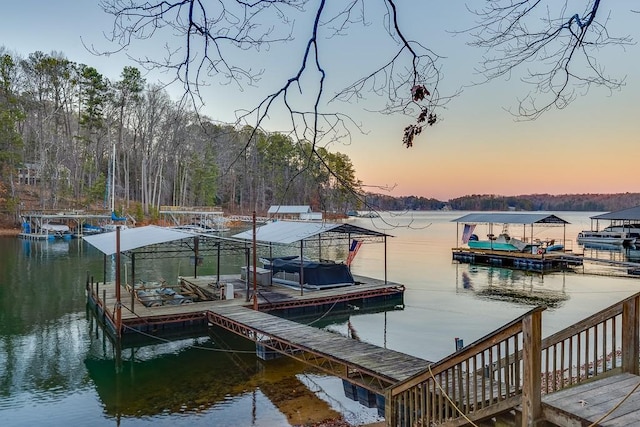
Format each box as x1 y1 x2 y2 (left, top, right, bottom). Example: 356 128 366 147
1 211 640 426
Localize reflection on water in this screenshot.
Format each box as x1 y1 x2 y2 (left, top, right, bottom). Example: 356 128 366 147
3 212 640 425
456 265 569 308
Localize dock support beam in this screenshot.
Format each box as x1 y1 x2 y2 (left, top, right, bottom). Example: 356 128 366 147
115 226 122 339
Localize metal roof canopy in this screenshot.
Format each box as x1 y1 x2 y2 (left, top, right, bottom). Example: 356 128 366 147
231 221 390 245
591 206 640 222
452 213 570 225
83 225 198 255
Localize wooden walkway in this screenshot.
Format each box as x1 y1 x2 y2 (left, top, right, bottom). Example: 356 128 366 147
207 303 431 392
542 373 640 427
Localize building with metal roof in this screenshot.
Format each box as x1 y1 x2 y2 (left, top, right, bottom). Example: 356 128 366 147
267 205 322 220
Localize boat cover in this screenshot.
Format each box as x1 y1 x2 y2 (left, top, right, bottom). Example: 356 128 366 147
270 258 354 288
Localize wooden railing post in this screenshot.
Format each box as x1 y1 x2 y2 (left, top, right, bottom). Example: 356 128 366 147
522 309 542 426
622 294 640 375
385 389 394 427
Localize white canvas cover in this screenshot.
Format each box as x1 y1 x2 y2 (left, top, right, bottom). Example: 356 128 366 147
83 225 195 255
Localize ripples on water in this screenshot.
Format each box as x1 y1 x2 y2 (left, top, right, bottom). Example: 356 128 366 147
1 211 640 426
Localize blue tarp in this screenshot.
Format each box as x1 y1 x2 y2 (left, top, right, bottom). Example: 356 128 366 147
111 212 127 222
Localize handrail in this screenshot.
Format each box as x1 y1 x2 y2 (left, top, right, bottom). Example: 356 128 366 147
539 291 640 394
391 306 544 396
385 292 640 426
386 307 544 426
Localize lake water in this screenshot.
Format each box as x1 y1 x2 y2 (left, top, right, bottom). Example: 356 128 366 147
2 211 640 426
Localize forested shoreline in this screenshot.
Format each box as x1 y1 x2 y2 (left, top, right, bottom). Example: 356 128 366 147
0 49 363 220
367 193 640 213
1 50 637 226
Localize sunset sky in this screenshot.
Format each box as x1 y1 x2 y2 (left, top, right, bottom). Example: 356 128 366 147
2 1 639 201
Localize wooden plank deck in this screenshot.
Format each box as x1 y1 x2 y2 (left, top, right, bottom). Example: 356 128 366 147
89 273 422 394
542 372 640 426
94 273 403 320
207 303 431 384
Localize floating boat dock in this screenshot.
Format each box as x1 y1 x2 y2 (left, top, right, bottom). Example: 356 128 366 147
452 247 584 271
86 271 411 415
452 212 584 272
19 210 112 240
87 273 405 339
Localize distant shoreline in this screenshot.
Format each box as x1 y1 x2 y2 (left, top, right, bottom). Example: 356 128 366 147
0 228 20 237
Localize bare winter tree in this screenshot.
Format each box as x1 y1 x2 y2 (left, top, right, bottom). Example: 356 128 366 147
466 0 634 119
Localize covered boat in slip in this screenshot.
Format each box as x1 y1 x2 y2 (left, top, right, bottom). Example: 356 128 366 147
453 212 571 254
582 206 640 247
451 212 581 271
232 220 391 292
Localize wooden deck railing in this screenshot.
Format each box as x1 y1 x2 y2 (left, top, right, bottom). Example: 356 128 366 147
385 292 640 427
385 307 544 427
540 292 640 394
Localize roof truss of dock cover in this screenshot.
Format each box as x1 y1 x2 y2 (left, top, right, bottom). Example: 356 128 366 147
452 212 570 245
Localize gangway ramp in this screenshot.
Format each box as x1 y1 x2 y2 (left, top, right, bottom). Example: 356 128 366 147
206 304 431 393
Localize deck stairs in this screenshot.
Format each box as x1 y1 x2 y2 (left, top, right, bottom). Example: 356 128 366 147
386 293 640 426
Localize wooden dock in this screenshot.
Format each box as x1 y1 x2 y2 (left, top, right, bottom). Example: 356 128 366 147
87 272 640 426
453 247 584 271
87 272 419 402
207 304 430 392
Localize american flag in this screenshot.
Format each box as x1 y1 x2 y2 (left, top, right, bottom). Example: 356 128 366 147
461 224 476 244
346 239 363 266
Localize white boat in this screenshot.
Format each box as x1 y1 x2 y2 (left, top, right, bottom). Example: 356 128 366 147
576 230 630 246
603 224 640 245
101 223 129 233
40 223 72 239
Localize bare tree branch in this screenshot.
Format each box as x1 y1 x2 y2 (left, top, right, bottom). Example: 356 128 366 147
465 0 633 119
95 0 449 217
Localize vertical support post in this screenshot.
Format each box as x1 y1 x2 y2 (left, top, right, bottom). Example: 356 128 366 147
384 235 388 284
347 233 351 271
299 240 304 296
115 226 122 339
622 294 640 375
245 247 250 303
193 236 199 278
385 389 394 427
252 211 258 310
103 253 107 285
216 242 221 285
522 309 542 426
131 253 135 314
